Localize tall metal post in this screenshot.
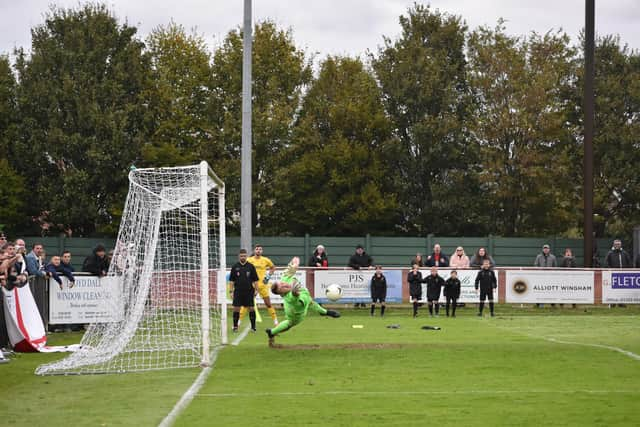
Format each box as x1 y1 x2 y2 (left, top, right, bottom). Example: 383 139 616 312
241 0 253 252
583 0 595 267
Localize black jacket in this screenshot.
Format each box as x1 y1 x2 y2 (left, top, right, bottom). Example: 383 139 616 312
348 252 372 269
561 256 577 268
475 269 497 292
82 247 110 276
424 252 449 267
444 277 461 299
605 249 632 268
407 271 423 296
370 274 387 298
424 274 445 300
308 251 329 267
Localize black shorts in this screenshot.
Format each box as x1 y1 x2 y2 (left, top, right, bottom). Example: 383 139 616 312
371 289 386 303
233 289 254 307
410 293 422 301
479 289 494 301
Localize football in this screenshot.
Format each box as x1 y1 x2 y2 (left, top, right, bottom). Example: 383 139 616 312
325 283 342 301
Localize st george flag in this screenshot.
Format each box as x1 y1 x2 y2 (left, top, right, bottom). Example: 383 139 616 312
2 284 47 352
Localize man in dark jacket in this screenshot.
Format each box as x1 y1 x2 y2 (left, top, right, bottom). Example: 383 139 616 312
348 245 372 307
423 266 445 317
475 259 497 317
82 244 110 277
424 244 449 267
605 239 632 268
348 245 372 270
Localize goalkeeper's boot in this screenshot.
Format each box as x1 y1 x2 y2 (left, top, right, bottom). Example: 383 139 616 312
324 310 341 318
265 329 275 347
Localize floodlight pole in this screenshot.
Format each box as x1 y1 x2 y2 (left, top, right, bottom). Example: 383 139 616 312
241 0 253 252
583 0 594 267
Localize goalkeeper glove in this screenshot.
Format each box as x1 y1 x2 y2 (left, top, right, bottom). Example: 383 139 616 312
291 280 302 295
263 273 271 284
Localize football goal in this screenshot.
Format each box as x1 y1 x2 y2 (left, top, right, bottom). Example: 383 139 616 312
36 161 226 375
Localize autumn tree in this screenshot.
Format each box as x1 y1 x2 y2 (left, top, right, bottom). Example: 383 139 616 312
569 35 640 238
0 56 26 232
467 23 577 236
12 4 150 235
270 56 398 235
142 22 213 167
372 4 482 235
207 21 312 233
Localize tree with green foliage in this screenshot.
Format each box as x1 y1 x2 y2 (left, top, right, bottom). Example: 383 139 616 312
12 4 150 236
372 4 482 235
0 56 27 233
269 56 398 235
570 35 640 239
467 23 577 236
207 21 312 233
142 22 213 167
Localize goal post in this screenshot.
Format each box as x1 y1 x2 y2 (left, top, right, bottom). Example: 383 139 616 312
36 161 226 375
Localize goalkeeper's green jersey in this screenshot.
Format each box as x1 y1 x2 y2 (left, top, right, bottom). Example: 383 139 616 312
282 287 313 318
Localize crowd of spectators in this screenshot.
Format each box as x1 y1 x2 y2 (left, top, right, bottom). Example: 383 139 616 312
0 235 112 342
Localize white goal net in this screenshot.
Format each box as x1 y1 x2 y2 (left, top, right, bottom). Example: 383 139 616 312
36 162 226 375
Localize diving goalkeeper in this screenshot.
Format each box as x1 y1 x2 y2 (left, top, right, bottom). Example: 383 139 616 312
266 256 340 346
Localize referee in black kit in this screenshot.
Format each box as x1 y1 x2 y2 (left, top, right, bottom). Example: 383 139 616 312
230 249 259 332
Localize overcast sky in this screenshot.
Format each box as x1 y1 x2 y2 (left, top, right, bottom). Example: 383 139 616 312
1 1 638 59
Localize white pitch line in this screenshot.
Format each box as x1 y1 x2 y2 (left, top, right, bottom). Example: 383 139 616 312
492 325 640 361
198 389 639 398
545 337 640 361
231 325 252 346
158 326 251 427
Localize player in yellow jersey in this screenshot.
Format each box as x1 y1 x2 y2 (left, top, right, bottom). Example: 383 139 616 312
240 244 278 325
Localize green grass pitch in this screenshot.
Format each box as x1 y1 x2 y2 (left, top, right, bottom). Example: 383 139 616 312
1 306 639 426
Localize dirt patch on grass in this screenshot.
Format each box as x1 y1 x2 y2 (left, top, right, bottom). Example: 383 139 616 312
268 343 409 350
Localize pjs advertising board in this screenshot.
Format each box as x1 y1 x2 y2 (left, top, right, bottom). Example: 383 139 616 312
314 270 403 303
602 271 640 304
505 270 594 303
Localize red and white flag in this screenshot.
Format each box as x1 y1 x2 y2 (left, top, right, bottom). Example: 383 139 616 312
2 285 47 352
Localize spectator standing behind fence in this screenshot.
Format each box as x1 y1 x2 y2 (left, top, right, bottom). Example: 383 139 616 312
408 263 423 318
469 247 495 269
425 244 449 267
83 244 110 276
561 248 577 308
533 244 556 308
424 266 445 317
411 253 424 267
370 266 387 317
534 244 557 267
561 248 577 268
26 243 48 279
348 245 373 269
605 239 632 268
45 255 75 290
308 244 329 268
349 245 373 307
14 239 27 275
449 247 470 268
